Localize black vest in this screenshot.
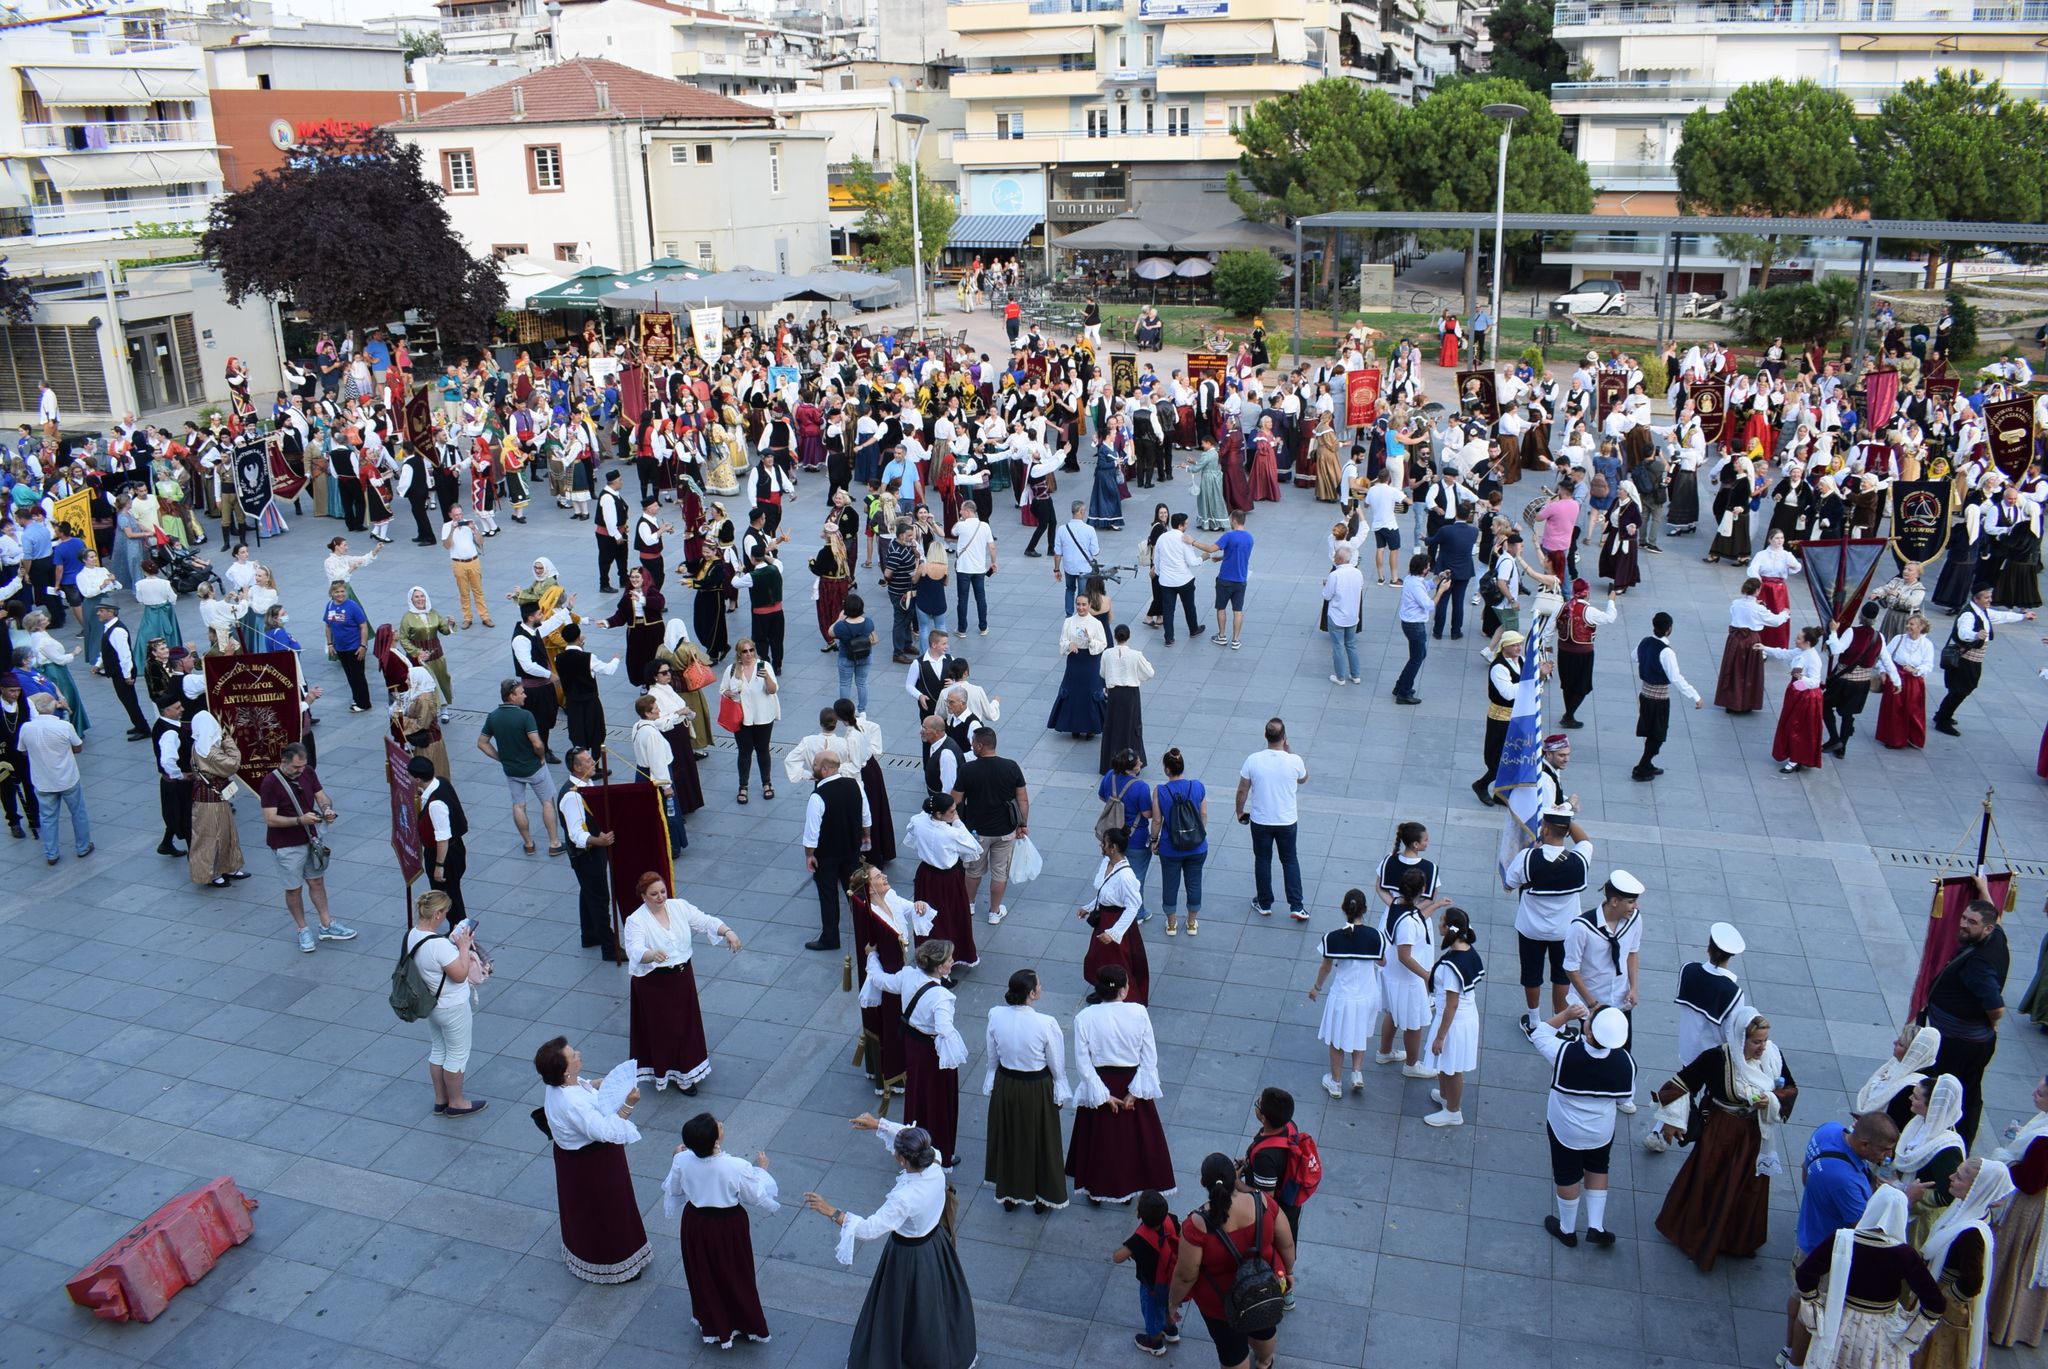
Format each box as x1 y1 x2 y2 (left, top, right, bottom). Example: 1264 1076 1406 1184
423 779 469 841
915 654 950 716
812 774 864 859
1552 1040 1635 1098
557 648 596 699
1521 845 1589 897
152 716 192 773
922 735 964 799
1676 963 1743 1024
513 623 551 682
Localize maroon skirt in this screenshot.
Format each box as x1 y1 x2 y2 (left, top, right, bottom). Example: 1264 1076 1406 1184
1082 914 1149 1005
901 1028 960 1167
817 577 851 641
1065 1065 1176 1203
1757 578 1791 649
553 1141 653 1283
1876 673 1926 751
860 756 897 864
1772 683 1826 769
914 861 977 968
663 723 705 815
681 1203 771 1347
853 898 909 1088
630 963 711 1090
1714 626 1765 712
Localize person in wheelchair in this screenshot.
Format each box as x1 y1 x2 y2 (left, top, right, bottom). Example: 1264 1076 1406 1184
1135 306 1164 352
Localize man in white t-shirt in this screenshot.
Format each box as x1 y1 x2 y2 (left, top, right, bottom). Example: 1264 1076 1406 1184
950 502 997 636
1235 716 1309 919
1361 468 1408 585
22 694 91 865
1152 511 1207 645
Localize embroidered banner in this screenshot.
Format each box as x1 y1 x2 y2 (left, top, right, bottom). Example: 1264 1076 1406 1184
638 312 677 363
201 650 303 786
1863 366 1901 432
1984 396 2035 481
1110 352 1139 399
1687 377 1728 445
232 436 274 526
1343 368 1382 427
385 735 423 886
1888 480 1949 568
1458 370 1500 423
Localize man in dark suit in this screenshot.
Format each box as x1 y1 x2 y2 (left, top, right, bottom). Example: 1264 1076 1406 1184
800 751 869 951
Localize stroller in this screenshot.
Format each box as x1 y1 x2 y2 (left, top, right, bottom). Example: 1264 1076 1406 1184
158 542 220 596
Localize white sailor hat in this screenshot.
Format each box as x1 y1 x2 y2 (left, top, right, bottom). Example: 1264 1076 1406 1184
1606 869 1645 898
1540 805 1575 825
1589 1006 1630 1050
1709 921 1746 955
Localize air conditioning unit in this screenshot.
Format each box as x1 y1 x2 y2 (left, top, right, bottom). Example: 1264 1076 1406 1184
1139 87 1154 100
1114 88 1129 101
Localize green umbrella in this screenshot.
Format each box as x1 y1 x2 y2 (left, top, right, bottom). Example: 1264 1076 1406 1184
526 265 625 308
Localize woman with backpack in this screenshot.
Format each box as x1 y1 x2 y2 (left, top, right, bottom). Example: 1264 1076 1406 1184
1147 747 1208 938
1169 1152 1296 1369
1068 964 1176 1205
402 890 484 1118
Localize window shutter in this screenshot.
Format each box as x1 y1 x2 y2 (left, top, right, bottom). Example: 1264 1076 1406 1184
173 314 203 404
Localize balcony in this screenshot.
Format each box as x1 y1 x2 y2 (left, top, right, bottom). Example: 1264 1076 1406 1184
1581 159 1679 189
954 126 1239 166
21 120 206 151
1553 78 2048 109
675 50 813 82
1157 57 1317 94
1556 0 2048 26
953 66 1102 99
438 11 536 34
14 194 212 241
948 0 1126 33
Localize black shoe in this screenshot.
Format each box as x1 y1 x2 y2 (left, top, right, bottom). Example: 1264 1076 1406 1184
5 821 20 839
1023 549 1042 558
157 841 185 856
1544 1215 1578 1248
1470 779 1495 807
544 749 561 764
804 938 841 951
1934 719 1960 736
1631 768 1656 783
1559 717 1583 729
680 1083 698 1097
1585 1228 1616 1248
1394 693 1421 705
126 727 150 741
599 584 616 594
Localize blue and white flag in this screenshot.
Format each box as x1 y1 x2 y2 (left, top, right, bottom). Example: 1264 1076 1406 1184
1495 624 1550 885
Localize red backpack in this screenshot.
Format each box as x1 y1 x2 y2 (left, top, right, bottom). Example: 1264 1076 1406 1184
1132 1215 1180 1291
1248 1124 1323 1208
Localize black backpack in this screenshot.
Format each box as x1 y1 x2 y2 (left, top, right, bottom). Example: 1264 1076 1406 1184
1206 1196 1288 1336
1163 780 1206 851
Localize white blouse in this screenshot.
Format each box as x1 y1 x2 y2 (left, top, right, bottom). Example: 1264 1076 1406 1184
1883 634 1936 683
621 899 728 979
1059 614 1106 657
630 718 673 780
1082 857 1144 941
938 679 1001 724
1728 596 1791 631
1762 644 1826 690
246 585 279 617
834 1117 948 1264
1101 644 1155 689
74 566 116 598
856 891 936 994
865 960 967 1069
1747 547 1802 580
27 629 73 666
646 682 693 731
134 576 175 606
323 552 372 584
1072 1001 1163 1108
783 729 855 784
905 811 979 870
984 1004 1071 1102
661 1149 780 1220
223 561 257 595
544 1080 641 1150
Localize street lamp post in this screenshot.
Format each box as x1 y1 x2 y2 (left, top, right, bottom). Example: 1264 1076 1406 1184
1481 102 1526 369
892 111 931 345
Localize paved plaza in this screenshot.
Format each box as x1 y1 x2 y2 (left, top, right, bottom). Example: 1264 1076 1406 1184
2 305 2046 1369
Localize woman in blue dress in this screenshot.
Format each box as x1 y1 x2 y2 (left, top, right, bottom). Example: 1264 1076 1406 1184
1046 598 1108 739
1087 432 1128 532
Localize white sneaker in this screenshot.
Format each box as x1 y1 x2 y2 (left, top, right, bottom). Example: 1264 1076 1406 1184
1618 1098 1638 1115
1328 674 1346 685
1430 1088 1444 1106
1374 1051 1401 1065
1423 1109 1464 1128
1643 1130 1670 1153
1400 1064 1434 1079
1350 1071 1365 1093
987 904 1008 925
1322 1073 1343 1099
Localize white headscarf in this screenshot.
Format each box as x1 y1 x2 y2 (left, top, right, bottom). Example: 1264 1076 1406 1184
404 666 437 708
1723 1007 1787 1177
406 585 433 615
662 617 690 656
531 557 559 583
1856 1024 1939 1115
1922 1158 2015 1369
1894 1073 1965 1174
1808 1186 1911 1369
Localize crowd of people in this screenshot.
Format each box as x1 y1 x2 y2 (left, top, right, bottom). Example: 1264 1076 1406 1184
5 292 2048 1369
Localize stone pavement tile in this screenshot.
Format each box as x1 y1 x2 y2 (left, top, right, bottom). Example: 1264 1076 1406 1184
26 1145 136 1205
1548 1278 1644 1349
205 1253 331 1325
1380 1202 1470 1264
1366 1309 1463 1369
477 1252 587 1325
340 1225 454 1288
1459 1324 1553 1369
151 1306 309 1369
426 1307 550 1369
514 1325 611 1369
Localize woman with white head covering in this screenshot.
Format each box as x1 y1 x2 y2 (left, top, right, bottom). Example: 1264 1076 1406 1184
1596 476 1643 593
802 1113 978 1369
1987 1073 2048 1349
392 665 449 779
397 585 455 709
1858 1024 1942 1122
1893 1075 1968 1246
1648 1005 1799 1271
1916 1158 2015 1369
508 555 562 612
1795 1185 1945 1369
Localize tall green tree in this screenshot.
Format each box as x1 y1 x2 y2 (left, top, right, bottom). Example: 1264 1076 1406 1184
1227 78 1404 289
844 155 956 273
1395 77 1593 307
200 125 503 345
1485 0 1569 95
1670 78 1862 285
1859 68 2048 287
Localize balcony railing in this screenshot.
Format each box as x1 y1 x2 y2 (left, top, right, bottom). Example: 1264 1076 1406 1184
19 194 212 239
1556 0 2048 23
1554 78 2048 101
959 61 1099 74
438 12 538 35
22 120 204 151
1581 159 1677 180
1555 232 1878 260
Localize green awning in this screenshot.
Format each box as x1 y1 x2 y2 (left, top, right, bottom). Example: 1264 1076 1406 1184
525 265 626 308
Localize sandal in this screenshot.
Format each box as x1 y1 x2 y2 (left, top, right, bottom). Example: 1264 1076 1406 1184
737 788 749 804
1166 919 1179 936
522 841 536 855
1186 918 1199 936
762 784 775 800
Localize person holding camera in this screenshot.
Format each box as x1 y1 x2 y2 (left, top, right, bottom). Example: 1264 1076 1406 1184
259 742 357 954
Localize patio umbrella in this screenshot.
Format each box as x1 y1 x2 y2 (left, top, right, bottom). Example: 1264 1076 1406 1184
788 268 901 304
1175 219 1296 253
1174 259 1214 278
1054 213 1179 253
525 263 625 309
1134 257 1176 281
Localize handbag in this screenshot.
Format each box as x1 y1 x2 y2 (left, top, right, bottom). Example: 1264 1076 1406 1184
274 767 331 876
681 661 716 692
717 688 745 733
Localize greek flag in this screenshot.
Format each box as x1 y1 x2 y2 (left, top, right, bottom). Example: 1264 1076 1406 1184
1495 621 1550 885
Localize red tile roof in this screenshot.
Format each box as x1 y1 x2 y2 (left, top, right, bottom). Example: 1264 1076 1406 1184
401 57 773 130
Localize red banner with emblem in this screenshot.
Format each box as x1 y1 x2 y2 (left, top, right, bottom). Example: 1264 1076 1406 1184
385 736 424 887
200 651 304 786
1344 368 1382 425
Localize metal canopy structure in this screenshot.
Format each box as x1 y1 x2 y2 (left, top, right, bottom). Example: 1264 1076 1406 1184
1287 210 2048 363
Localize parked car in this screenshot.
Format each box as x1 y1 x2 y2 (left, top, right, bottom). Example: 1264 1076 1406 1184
1549 279 1628 317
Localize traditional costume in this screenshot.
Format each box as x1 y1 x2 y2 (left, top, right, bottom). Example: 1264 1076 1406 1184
982 1002 1070 1210
1715 591 1789 712
1916 1160 2015 1369
1764 640 1828 771
1080 853 1148 1005
1318 922 1386 1058
662 1146 777 1350
1795 1187 1943 1369
906 810 979 970
865 951 966 1166
537 1078 654 1284
851 886 934 1095
1987 1102 2048 1348
834 1119 978 1369
1066 998 1174 1203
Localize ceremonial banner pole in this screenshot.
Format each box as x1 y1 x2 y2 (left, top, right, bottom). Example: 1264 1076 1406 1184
1907 788 2019 1021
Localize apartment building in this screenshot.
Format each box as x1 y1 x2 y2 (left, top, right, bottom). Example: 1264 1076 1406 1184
554 0 826 96
946 0 1483 256
1549 0 2048 293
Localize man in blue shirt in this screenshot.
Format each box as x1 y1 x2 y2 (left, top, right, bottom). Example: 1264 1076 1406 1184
1053 501 1099 615
17 505 55 624
320 581 373 713
1424 504 1480 640
1781 1110 1895 1367
1211 511 1253 649
1470 305 1492 362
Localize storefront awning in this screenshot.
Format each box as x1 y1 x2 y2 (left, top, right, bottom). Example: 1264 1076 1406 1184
1160 21 1273 57
39 148 219 192
26 65 208 105
947 213 1040 251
